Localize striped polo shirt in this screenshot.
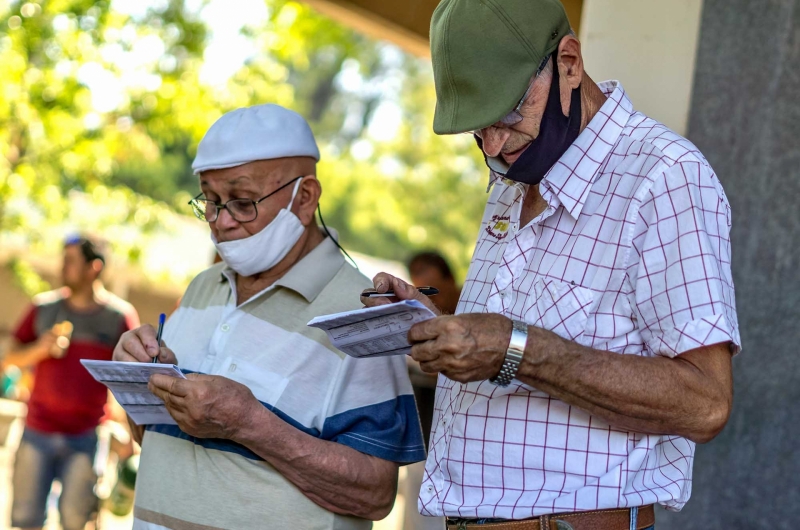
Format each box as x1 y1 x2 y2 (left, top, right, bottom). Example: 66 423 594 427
133 236 425 530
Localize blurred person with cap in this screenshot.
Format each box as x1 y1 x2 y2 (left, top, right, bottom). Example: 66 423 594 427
363 0 740 528
3 235 139 530
113 104 425 529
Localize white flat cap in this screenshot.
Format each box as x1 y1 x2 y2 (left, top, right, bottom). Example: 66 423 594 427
192 104 320 174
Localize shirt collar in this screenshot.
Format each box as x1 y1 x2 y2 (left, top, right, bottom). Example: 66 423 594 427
218 232 345 303
540 80 632 218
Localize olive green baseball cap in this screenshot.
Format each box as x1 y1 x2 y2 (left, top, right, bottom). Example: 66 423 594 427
430 0 571 134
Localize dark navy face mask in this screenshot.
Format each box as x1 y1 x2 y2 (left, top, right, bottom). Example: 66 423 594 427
476 59 582 186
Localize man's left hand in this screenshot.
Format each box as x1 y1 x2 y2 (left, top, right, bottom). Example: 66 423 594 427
148 373 261 440
408 313 513 383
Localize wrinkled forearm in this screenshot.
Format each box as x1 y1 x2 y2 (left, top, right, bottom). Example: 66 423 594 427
234 405 398 520
516 326 733 443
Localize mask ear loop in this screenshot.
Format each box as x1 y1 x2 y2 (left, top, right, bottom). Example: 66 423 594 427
286 177 303 210
295 174 359 270
317 203 359 271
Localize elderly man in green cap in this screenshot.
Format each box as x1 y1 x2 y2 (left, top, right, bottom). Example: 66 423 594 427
363 0 741 528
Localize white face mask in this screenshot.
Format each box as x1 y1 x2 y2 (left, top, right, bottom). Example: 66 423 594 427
211 179 305 277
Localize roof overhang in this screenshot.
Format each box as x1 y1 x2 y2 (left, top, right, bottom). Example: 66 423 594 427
302 0 583 58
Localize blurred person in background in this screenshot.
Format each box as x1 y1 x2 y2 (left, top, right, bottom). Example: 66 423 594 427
408 252 461 316
406 252 462 442
363 0 740 528
113 104 425 530
3 235 139 530
401 251 461 530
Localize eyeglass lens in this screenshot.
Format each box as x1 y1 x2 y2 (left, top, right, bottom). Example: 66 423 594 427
191 199 258 223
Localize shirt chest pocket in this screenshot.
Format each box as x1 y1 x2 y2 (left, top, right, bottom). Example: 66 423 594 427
216 357 289 406
523 279 594 343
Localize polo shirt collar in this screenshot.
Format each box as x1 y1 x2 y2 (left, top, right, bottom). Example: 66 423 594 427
274 234 344 302
218 231 345 303
540 80 632 219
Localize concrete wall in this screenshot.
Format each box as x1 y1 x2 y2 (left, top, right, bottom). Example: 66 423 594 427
579 0 704 135
657 0 800 528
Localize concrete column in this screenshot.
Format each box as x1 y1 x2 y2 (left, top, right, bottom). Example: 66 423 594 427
578 0 704 135
657 0 800 526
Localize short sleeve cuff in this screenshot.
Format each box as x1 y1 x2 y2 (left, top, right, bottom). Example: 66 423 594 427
323 394 426 464
646 314 741 358
334 432 426 464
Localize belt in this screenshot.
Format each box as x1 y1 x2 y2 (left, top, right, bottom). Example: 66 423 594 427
446 505 654 530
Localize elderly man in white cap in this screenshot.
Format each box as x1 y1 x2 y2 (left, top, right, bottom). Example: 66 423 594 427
113 104 425 529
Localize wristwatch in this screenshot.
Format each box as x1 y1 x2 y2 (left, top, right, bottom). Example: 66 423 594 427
490 319 528 387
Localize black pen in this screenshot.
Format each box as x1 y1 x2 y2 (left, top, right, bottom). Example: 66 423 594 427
362 287 439 298
152 313 166 363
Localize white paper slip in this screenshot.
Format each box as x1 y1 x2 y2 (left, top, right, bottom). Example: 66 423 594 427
80 360 186 425
307 299 437 358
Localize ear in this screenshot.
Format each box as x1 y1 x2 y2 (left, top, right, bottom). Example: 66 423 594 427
555 35 584 116
293 176 322 227
89 258 104 278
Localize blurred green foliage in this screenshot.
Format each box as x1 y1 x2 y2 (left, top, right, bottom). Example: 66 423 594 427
0 0 489 284
7 257 51 297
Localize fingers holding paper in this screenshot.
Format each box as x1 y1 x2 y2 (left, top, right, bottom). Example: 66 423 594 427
361 272 441 316
113 325 177 364
149 373 261 440
408 313 511 383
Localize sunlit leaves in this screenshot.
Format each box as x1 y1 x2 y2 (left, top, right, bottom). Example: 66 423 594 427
0 0 209 286
2 0 492 285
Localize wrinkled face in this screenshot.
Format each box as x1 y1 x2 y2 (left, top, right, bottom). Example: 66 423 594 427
61 245 94 290
199 158 313 243
476 59 556 166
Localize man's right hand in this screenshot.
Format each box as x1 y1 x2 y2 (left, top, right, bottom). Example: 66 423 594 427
36 329 58 353
360 273 441 316
113 325 178 364
3 329 66 369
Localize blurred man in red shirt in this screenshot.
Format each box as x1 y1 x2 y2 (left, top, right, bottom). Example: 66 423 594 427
4 236 138 530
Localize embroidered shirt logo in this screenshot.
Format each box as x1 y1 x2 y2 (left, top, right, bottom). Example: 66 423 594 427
485 215 511 240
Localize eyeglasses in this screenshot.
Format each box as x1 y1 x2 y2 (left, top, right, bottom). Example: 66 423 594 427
189 175 303 223
487 53 553 130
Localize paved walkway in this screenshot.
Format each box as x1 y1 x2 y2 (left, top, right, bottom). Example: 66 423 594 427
0 417 132 530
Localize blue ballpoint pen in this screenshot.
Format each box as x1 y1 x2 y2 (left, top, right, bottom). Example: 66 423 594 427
152 313 166 363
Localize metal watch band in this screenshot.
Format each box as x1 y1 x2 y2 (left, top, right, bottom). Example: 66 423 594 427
490 319 527 387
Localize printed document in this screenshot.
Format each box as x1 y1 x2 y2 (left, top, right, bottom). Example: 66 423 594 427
81 360 185 425
308 300 437 358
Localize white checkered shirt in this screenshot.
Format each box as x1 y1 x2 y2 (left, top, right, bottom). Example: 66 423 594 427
418 81 740 519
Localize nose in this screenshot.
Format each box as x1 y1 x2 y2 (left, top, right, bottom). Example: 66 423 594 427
480 126 512 158
214 206 240 230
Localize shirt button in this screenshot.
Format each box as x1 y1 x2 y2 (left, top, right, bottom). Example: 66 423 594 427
221 324 230 332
